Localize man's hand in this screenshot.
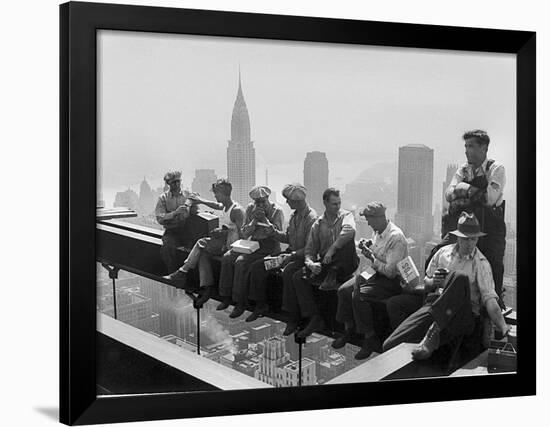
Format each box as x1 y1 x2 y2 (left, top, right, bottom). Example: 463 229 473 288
433 271 447 289
322 247 336 264
280 253 293 268
361 246 374 262
307 261 322 275
253 208 267 222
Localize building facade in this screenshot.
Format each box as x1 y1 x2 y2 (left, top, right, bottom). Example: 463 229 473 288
395 144 434 243
303 151 329 216
192 169 218 199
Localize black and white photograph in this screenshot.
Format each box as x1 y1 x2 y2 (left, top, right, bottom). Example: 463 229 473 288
96 29 518 391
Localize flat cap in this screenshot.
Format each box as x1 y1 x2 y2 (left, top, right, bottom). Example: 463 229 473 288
163 171 182 183
249 185 271 200
282 183 307 201
360 201 386 217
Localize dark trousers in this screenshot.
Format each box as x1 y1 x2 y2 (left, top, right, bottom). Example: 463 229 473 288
161 229 186 272
218 239 280 304
248 255 304 305
385 293 425 331
292 243 358 319
336 273 402 335
383 271 477 352
477 207 506 301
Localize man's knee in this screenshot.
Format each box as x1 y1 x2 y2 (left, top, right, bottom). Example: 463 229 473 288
222 250 235 263
338 277 354 295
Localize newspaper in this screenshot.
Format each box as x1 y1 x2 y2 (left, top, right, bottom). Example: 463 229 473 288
397 256 420 289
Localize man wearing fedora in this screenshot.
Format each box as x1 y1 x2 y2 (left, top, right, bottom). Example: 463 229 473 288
217 185 284 319
383 212 511 360
245 183 318 325
332 202 408 360
443 130 507 309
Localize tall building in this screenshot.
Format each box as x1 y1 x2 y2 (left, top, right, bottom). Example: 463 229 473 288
255 337 290 386
227 71 255 207
395 144 434 243
504 238 517 277
138 177 155 215
114 188 139 211
304 151 329 215
192 169 217 199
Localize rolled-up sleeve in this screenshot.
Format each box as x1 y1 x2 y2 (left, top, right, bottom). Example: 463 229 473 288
426 248 443 278
333 212 356 249
486 164 505 206
304 223 319 264
445 168 465 202
155 196 173 226
477 258 498 306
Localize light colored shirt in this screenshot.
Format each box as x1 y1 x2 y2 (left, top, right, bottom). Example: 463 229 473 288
305 209 356 263
276 205 318 257
218 202 245 247
242 202 284 241
370 221 408 279
426 243 498 315
155 190 188 230
445 158 505 207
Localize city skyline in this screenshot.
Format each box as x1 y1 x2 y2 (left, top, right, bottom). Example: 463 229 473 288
97 30 517 222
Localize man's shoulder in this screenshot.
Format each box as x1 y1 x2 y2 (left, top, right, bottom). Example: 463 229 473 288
307 207 318 220
436 243 456 257
487 159 505 173
474 247 490 264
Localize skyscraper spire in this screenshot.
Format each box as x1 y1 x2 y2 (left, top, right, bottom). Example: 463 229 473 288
227 68 256 206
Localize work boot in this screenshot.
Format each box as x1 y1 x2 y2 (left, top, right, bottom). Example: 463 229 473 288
354 334 382 360
163 269 187 289
216 297 232 311
411 322 441 360
229 304 246 319
245 303 269 322
297 315 325 338
332 328 355 349
194 287 213 307
283 320 299 336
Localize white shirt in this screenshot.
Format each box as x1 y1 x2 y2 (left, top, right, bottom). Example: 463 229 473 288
370 221 408 279
426 244 498 315
446 158 505 207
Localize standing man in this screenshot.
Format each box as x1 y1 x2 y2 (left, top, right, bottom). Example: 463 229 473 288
333 202 408 360
163 179 245 306
444 130 507 308
218 185 284 319
155 171 190 272
383 212 511 360
246 184 317 325
291 188 359 338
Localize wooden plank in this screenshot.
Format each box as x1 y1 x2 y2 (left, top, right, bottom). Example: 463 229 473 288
98 313 272 390
326 343 417 384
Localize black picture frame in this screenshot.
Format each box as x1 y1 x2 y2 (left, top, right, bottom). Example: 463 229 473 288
60 1 536 425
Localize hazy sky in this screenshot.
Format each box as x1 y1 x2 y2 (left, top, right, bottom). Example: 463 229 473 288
98 30 516 216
